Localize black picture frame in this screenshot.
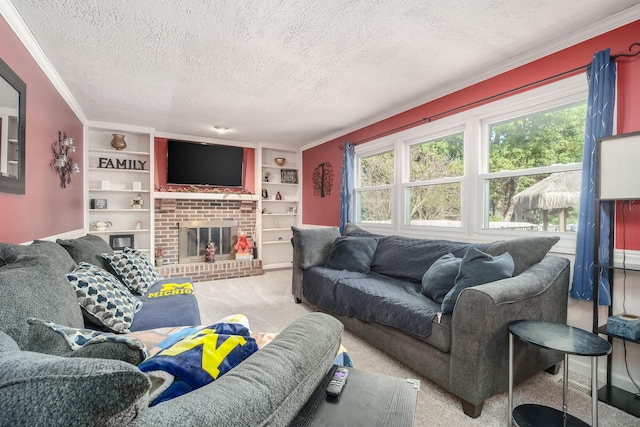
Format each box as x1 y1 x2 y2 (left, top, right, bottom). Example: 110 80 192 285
109 234 134 251
281 169 298 184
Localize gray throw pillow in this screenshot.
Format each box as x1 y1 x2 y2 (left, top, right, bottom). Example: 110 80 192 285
485 236 560 275
440 247 515 314
324 236 378 273
57 234 115 271
291 226 341 269
421 253 461 303
0 348 150 426
0 240 77 272
0 256 84 349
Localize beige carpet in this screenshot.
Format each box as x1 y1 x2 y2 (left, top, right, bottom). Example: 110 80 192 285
193 270 638 426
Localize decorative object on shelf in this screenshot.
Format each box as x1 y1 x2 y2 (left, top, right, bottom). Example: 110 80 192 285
262 189 269 199
155 246 163 267
281 169 298 184
131 193 144 209
264 171 271 182
110 234 134 251
205 242 216 263
110 133 127 150
132 181 142 191
261 208 268 214
155 185 254 195
274 157 286 166
101 180 110 190
90 220 112 231
606 313 640 340
135 220 143 230
275 191 282 200
288 206 297 214
51 131 80 188
90 198 108 209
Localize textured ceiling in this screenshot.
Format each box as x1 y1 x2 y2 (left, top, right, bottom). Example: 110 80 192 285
3 1 640 147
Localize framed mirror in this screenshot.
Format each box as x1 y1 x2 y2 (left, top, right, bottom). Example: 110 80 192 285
0 57 26 194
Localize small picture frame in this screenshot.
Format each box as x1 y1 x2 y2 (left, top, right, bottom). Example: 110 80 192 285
109 234 134 251
101 180 110 190
132 181 142 191
90 198 108 209
281 169 298 184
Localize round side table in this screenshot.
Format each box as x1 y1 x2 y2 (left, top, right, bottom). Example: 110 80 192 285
508 320 611 427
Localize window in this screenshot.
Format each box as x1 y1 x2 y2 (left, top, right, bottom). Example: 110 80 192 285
356 150 394 224
482 103 586 232
406 133 464 227
353 74 587 243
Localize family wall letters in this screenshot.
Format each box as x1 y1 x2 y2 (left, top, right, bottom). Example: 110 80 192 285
98 157 147 170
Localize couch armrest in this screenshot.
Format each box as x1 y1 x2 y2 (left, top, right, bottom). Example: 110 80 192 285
291 226 340 302
448 255 570 406
132 312 344 426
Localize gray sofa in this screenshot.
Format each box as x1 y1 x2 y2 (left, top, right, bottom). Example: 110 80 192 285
292 224 570 418
0 236 343 426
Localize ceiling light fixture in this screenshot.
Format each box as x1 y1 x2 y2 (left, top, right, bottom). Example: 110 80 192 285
213 126 229 134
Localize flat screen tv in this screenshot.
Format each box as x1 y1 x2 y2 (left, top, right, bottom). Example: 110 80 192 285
167 140 244 187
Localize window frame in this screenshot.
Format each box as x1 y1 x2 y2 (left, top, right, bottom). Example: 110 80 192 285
352 74 588 252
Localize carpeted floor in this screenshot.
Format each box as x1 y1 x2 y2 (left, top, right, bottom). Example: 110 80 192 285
193 269 638 426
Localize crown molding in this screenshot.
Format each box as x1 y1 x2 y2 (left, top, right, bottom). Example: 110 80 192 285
302 5 640 151
0 0 87 123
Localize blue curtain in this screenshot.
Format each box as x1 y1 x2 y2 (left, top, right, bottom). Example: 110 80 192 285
339 143 355 234
570 49 616 305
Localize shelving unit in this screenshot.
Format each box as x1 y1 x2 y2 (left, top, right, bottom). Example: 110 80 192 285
592 133 640 418
85 123 155 255
257 145 300 270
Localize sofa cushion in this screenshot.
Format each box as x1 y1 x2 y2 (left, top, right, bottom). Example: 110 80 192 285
0 256 84 349
57 234 115 271
441 247 515 314
421 253 461 303
292 226 341 269
66 262 141 333
325 236 378 273
0 240 76 272
0 343 150 426
485 236 559 275
102 248 162 294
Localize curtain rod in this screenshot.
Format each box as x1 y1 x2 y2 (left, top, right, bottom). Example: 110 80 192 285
342 42 640 148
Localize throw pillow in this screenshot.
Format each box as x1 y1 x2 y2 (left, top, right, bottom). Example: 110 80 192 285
440 246 515 314
66 262 141 333
0 240 76 272
0 347 150 426
421 253 462 303
102 248 161 294
0 256 84 349
485 236 560 275
291 226 341 269
57 234 114 271
123 246 164 283
324 236 379 273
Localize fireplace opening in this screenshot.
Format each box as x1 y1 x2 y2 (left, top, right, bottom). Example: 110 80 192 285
178 220 238 263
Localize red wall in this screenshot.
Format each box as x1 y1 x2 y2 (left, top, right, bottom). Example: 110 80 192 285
302 20 640 243
0 16 83 243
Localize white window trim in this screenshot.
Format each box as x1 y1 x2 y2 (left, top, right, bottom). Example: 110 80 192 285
354 74 588 253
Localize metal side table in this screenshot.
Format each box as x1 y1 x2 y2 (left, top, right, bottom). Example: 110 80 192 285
508 320 612 427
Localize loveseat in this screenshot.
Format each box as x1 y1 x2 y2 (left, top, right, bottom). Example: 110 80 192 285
292 224 570 418
0 235 343 426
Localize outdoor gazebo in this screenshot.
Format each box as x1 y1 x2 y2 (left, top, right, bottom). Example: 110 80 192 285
511 170 581 232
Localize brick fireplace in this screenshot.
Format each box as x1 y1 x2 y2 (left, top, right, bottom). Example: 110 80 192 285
154 197 262 282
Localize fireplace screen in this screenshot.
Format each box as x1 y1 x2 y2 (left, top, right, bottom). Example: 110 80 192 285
179 220 237 263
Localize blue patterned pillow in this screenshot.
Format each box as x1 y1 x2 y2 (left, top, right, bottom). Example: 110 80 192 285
123 247 164 283
102 248 163 294
66 263 141 333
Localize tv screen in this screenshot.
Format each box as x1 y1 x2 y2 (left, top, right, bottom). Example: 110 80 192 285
167 140 244 187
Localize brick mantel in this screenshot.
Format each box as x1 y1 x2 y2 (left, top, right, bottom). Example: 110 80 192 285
154 197 262 281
